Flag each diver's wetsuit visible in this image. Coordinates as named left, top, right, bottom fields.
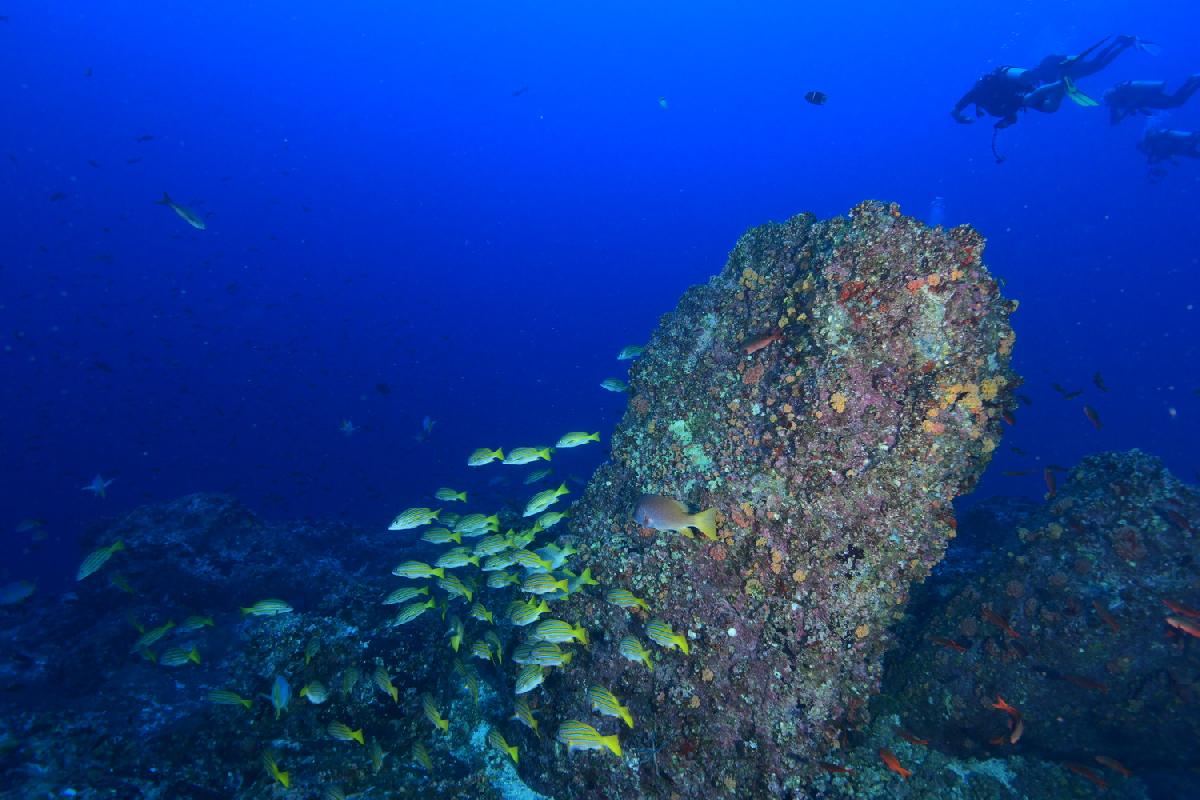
left=1105, top=77, right=1200, bottom=124
left=1024, top=35, right=1138, bottom=85
left=951, top=67, right=1038, bottom=129
left=1138, top=129, right=1200, bottom=164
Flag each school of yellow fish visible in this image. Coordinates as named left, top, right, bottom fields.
left=67, top=383, right=712, bottom=793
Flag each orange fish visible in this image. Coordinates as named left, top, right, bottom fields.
left=1162, top=599, right=1200, bottom=619
left=1092, top=600, right=1120, bottom=633
left=931, top=636, right=967, bottom=653
left=1165, top=616, right=1200, bottom=639
left=991, top=695, right=1020, bottom=720
left=1043, top=467, right=1057, bottom=499
left=897, top=730, right=928, bottom=747
left=1094, top=755, right=1132, bottom=778
left=1064, top=762, right=1109, bottom=790
left=1008, top=716, right=1024, bottom=745
left=982, top=607, right=1020, bottom=639
left=742, top=330, right=783, bottom=355
left=1083, top=405, right=1102, bottom=430
left=878, top=748, right=911, bottom=779
left=817, top=761, right=853, bottom=774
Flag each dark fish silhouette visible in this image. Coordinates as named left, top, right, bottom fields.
left=804, top=90, right=828, bottom=105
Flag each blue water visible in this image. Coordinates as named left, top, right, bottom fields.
left=2, top=2, right=1198, bottom=590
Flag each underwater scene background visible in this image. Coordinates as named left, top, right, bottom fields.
left=1, top=2, right=1198, bottom=799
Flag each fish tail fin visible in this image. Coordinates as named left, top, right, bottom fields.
left=432, top=567, right=445, bottom=579
left=389, top=687, right=398, bottom=703
left=450, top=532, right=462, bottom=543
left=676, top=635, right=690, bottom=655
left=603, top=734, right=622, bottom=757
left=239, top=697, right=252, bottom=709
left=188, top=648, right=200, bottom=664
left=507, top=744, right=519, bottom=763
left=620, top=707, right=634, bottom=728
left=458, top=491, right=468, bottom=502
left=431, top=509, right=441, bottom=519
left=156, top=192, right=172, bottom=205
left=577, top=626, right=589, bottom=646
left=588, top=432, right=600, bottom=441
left=240, top=607, right=252, bottom=615
left=494, top=448, right=504, bottom=459
left=691, top=508, right=717, bottom=540
left=110, top=539, right=125, bottom=552
left=352, top=729, right=364, bottom=744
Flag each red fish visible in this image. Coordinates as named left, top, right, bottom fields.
left=991, top=695, right=1020, bottom=720
left=742, top=331, right=783, bottom=355
left=1092, top=600, right=1120, bottom=633
left=1083, top=405, right=1102, bottom=429
left=931, top=636, right=967, bottom=653
left=982, top=607, right=1020, bottom=638
left=897, top=730, right=928, bottom=747
left=1165, top=616, right=1200, bottom=639
left=878, top=748, right=911, bottom=779
left=1064, top=762, right=1109, bottom=790
left=817, top=762, right=853, bottom=774
left=1162, top=599, right=1200, bottom=619
left=1094, top=755, right=1132, bottom=778
left=1043, top=467, right=1057, bottom=499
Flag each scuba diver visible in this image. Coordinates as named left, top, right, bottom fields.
left=1138, top=128, right=1200, bottom=164
left=950, top=35, right=1155, bottom=161
left=1104, top=76, right=1200, bottom=124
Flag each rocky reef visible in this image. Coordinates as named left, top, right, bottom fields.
left=868, top=450, right=1199, bottom=798
left=520, top=200, right=1019, bottom=798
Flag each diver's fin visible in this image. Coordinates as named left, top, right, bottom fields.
left=1063, top=77, right=1099, bottom=107
left=1134, top=38, right=1162, bottom=56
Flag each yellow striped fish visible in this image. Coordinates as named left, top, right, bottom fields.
left=467, top=447, right=504, bottom=466
left=435, top=487, right=468, bottom=503
left=393, top=597, right=436, bottom=625
left=437, top=574, right=473, bottom=602
left=421, top=693, right=449, bottom=734
left=503, top=447, right=552, bottom=464
left=392, top=560, right=445, bottom=580
left=412, top=740, right=433, bottom=771
left=469, top=602, right=494, bottom=624
left=421, top=527, right=461, bottom=545
left=515, top=664, right=546, bottom=694
left=373, top=665, right=398, bottom=702
left=529, top=640, right=573, bottom=667
left=532, top=618, right=588, bottom=645
left=556, top=720, right=622, bottom=757
left=508, top=599, right=551, bottom=626
left=388, top=507, right=441, bottom=530
left=383, top=585, right=430, bottom=605
left=521, top=573, right=569, bottom=595
left=511, top=697, right=539, bottom=736
left=488, top=729, right=519, bottom=764
left=327, top=721, right=365, bottom=745
left=588, top=685, right=634, bottom=728
left=618, top=635, right=654, bottom=671
left=76, top=540, right=125, bottom=581
left=647, top=618, right=690, bottom=654
left=206, top=689, right=251, bottom=709
left=240, top=598, right=293, bottom=616
left=262, top=751, right=289, bottom=788
left=606, top=588, right=649, bottom=612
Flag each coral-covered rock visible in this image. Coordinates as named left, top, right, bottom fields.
left=519, top=201, right=1019, bottom=798
left=877, top=451, right=1200, bottom=787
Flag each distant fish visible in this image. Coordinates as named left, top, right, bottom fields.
left=1083, top=405, right=1102, bottom=430
left=435, top=487, right=468, bottom=503
left=600, top=378, right=629, bottom=392
left=0, top=580, right=36, bottom=606
left=742, top=330, right=783, bottom=355
left=557, top=720, right=621, bottom=756
left=135, top=134, right=155, bottom=143
left=270, top=675, right=290, bottom=720
left=241, top=598, right=293, bottom=616
left=1092, top=372, right=1108, bottom=392
left=415, top=415, right=436, bottom=442
left=262, top=751, right=289, bottom=789
left=82, top=474, right=115, bottom=499
left=617, top=344, right=645, bottom=360
left=657, top=97, right=668, bottom=109
left=804, top=90, right=828, bottom=106
left=339, top=419, right=358, bottom=436
left=468, top=447, right=504, bottom=466
left=160, top=645, right=200, bottom=667
left=207, top=689, right=252, bottom=709
left=878, top=748, right=911, bottom=779
left=524, top=482, right=569, bottom=517
left=77, top=540, right=124, bottom=581
left=512, top=85, right=530, bottom=97
left=488, top=729, right=519, bottom=763
left=156, top=192, right=206, bottom=230
left=555, top=432, right=599, bottom=449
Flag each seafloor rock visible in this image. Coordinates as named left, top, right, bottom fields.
left=518, top=201, right=1019, bottom=799
left=874, top=450, right=1199, bottom=795
left=0, top=494, right=513, bottom=799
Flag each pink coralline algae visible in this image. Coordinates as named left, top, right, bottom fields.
left=521, top=201, right=1019, bottom=798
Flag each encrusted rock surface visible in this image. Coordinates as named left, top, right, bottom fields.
left=874, top=450, right=1199, bottom=797
left=520, top=201, right=1019, bottom=798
